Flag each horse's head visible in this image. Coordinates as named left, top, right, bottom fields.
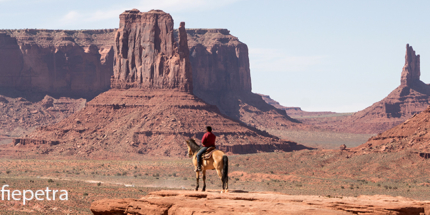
left=185, top=139, right=194, bottom=158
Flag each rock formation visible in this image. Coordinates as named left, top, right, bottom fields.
left=186, top=29, right=251, bottom=93
left=260, top=94, right=336, bottom=118
left=4, top=10, right=310, bottom=158
left=0, top=29, right=115, bottom=99
left=401, top=44, right=421, bottom=86
left=0, top=23, right=301, bottom=137
left=303, top=44, right=430, bottom=134
left=111, top=9, right=192, bottom=92
left=0, top=94, right=86, bottom=145
left=358, top=106, right=430, bottom=154
left=91, top=190, right=430, bottom=215
left=181, top=29, right=304, bottom=132
left=7, top=89, right=308, bottom=158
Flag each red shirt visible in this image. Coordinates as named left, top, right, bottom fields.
left=201, top=132, right=216, bottom=147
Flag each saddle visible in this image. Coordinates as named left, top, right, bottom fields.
left=202, top=146, right=216, bottom=160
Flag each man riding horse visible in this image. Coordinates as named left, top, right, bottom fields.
left=195, top=126, right=216, bottom=172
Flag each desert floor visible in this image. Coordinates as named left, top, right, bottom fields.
left=1, top=148, right=430, bottom=214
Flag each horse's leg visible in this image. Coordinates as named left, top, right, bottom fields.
left=195, top=171, right=199, bottom=191
left=202, top=170, right=206, bottom=192
left=215, top=168, right=224, bottom=193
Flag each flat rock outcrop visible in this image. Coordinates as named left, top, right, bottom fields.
left=91, top=190, right=430, bottom=215
left=0, top=29, right=116, bottom=99
left=111, top=9, right=192, bottom=92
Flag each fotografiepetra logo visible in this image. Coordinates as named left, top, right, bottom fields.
left=1, top=185, right=68, bottom=205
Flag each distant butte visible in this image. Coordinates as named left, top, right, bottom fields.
left=301, top=44, right=430, bottom=134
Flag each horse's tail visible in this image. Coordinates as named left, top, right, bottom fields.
left=222, top=155, right=228, bottom=190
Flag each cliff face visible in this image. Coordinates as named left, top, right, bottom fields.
left=185, top=29, right=251, bottom=93
left=111, top=9, right=192, bottom=92
left=0, top=29, right=116, bottom=99
left=180, top=29, right=302, bottom=132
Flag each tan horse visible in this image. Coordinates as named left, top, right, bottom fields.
left=185, top=139, right=228, bottom=193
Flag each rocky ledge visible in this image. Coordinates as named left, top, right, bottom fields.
left=91, top=190, right=430, bottom=215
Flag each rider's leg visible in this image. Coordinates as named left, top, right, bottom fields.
left=195, top=147, right=208, bottom=172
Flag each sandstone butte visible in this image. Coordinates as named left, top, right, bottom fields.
left=265, top=44, right=430, bottom=135
left=184, top=29, right=305, bottom=132
left=2, top=9, right=310, bottom=159
left=336, top=44, right=430, bottom=134
left=0, top=13, right=303, bottom=145
left=90, top=190, right=430, bottom=215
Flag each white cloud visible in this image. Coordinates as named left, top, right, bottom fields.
left=249, top=48, right=328, bottom=73
left=55, top=0, right=242, bottom=28
left=60, top=11, right=82, bottom=23
left=136, top=0, right=243, bottom=13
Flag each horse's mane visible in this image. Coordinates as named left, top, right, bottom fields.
left=186, top=139, right=201, bottom=154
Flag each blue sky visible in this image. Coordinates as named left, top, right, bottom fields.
left=1, top=0, right=430, bottom=112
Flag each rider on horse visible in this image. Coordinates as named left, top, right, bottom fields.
left=195, top=126, right=216, bottom=172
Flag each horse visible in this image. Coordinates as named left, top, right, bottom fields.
left=185, top=139, right=228, bottom=193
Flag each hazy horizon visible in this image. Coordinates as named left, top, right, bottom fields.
left=1, top=0, right=429, bottom=112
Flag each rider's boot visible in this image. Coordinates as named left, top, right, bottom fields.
left=195, top=159, right=202, bottom=172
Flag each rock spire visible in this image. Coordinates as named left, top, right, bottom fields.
left=401, top=44, right=420, bottom=86
left=111, top=9, right=193, bottom=92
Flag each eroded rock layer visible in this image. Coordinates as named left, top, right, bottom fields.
left=0, top=95, right=86, bottom=145
left=358, top=106, right=430, bottom=154
left=0, top=29, right=115, bottom=99
left=111, top=9, right=192, bottom=92
left=8, top=89, right=306, bottom=158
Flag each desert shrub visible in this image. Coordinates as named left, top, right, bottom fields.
left=97, top=182, right=101, bottom=186
left=83, top=193, right=88, bottom=196
left=48, top=179, right=54, bottom=183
